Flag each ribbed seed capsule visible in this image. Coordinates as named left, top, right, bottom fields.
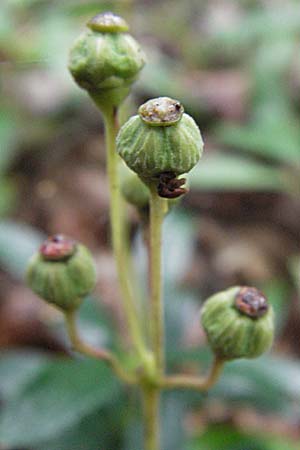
left=26, top=235, right=96, bottom=311
left=117, top=97, right=203, bottom=198
left=201, top=286, right=274, bottom=360
left=68, top=12, right=145, bottom=109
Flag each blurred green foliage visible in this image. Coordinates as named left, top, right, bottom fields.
left=0, top=0, right=300, bottom=449
left=188, top=424, right=299, bottom=450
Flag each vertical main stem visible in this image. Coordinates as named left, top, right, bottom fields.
left=143, top=387, right=160, bottom=450
left=102, top=107, right=147, bottom=362
left=149, top=185, right=167, bottom=375
left=143, top=185, right=167, bottom=450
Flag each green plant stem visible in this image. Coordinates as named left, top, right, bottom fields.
left=142, top=386, right=160, bottom=450
left=64, top=310, right=136, bottom=385
left=160, top=356, right=225, bottom=390
left=149, top=185, right=168, bottom=375
left=141, top=185, right=167, bottom=450
left=102, top=107, right=148, bottom=363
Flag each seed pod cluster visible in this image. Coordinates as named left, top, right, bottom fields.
left=26, top=235, right=96, bottom=311
left=201, top=286, right=274, bottom=360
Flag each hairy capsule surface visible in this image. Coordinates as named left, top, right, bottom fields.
left=201, top=286, right=274, bottom=360
left=117, top=97, right=204, bottom=196
left=69, top=12, right=145, bottom=109
left=26, top=235, right=96, bottom=311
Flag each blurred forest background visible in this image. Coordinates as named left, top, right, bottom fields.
left=1, top=0, right=300, bottom=449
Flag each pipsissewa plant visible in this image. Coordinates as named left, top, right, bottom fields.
left=26, top=12, right=275, bottom=450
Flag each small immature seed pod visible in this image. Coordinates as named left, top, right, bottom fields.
left=116, top=97, right=203, bottom=197
left=201, top=286, right=274, bottom=360
left=68, top=12, right=145, bottom=109
left=120, top=165, right=180, bottom=221
left=121, top=168, right=150, bottom=209
left=26, top=235, right=96, bottom=311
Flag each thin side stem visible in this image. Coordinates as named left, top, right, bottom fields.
left=64, top=310, right=136, bottom=384
left=161, top=356, right=225, bottom=391
left=142, top=386, right=160, bottom=450
left=149, top=185, right=168, bottom=375
left=102, top=107, right=148, bottom=363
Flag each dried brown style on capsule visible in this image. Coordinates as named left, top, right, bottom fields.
left=235, top=286, right=269, bottom=318
left=40, top=235, right=76, bottom=261
left=117, top=97, right=203, bottom=199
left=69, top=11, right=145, bottom=110
left=201, top=286, right=274, bottom=360
left=157, top=172, right=187, bottom=199
left=26, top=235, right=96, bottom=311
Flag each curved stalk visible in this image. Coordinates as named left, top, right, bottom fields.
left=64, top=310, right=136, bottom=385
left=102, top=107, right=148, bottom=363
left=160, top=357, right=225, bottom=391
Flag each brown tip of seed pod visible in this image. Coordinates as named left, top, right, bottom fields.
left=138, top=97, right=184, bottom=126
left=87, top=12, right=129, bottom=33
left=40, top=235, right=76, bottom=261
left=235, top=286, right=269, bottom=318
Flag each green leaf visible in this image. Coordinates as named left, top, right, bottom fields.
left=0, top=351, right=49, bottom=401
left=0, top=357, right=121, bottom=447
left=39, top=404, right=125, bottom=450
left=188, top=154, right=286, bottom=192
left=187, top=424, right=299, bottom=450
left=0, top=220, right=45, bottom=279
left=217, top=121, right=300, bottom=166
left=188, top=424, right=257, bottom=450
left=219, top=356, right=300, bottom=411
left=211, top=360, right=284, bottom=412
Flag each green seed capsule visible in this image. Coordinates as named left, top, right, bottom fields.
left=201, top=286, right=274, bottom=360
left=69, top=12, right=145, bottom=110
left=26, top=235, right=96, bottom=311
left=116, top=97, right=203, bottom=197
